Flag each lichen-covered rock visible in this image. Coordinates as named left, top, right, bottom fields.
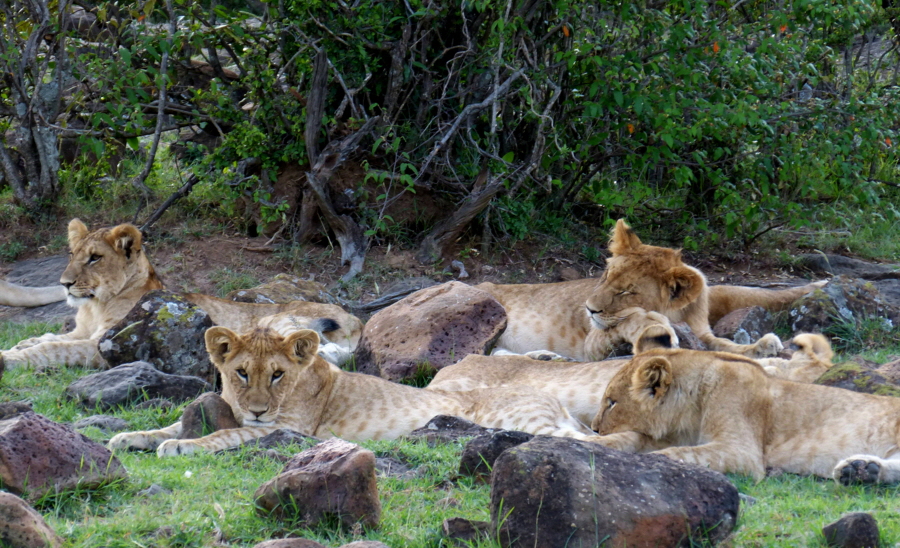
left=227, top=274, right=338, bottom=305
left=788, top=276, right=900, bottom=335
left=491, top=437, right=739, bottom=548
left=0, top=412, right=127, bottom=500
left=0, top=491, right=63, bottom=548
left=354, top=281, right=507, bottom=382
left=816, top=357, right=900, bottom=397
left=98, top=290, right=214, bottom=382
left=713, top=306, right=775, bottom=345
left=65, top=361, right=211, bottom=409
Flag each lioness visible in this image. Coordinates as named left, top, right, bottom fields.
left=479, top=219, right=823, bottom=359
left=591, top=347, right=899, bottom=485
left=0, top=219, right=362, bottom=369
left=108, top=327, right=598, bottom=456
left=431, top=331, right=831, bottom=425
left=0, top=280, right=66, bottom=307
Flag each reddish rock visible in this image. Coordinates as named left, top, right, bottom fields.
left=672, top=322, right=708, bottom=351
left=254, top=439, right=380, bottom=529
left=179, top=392, right=241, bottom=439
left=490, top=437, right=738, bottom=548
left=0, top=491, right=63, bottom=548
left=713, top=306, right=775, bottom=346
left=0, top=412, right=127, bottom=500
left=354, top=281, right=507, bottom=382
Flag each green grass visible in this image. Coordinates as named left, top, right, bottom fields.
left=208, top=268, right=261, bottom=298
left=5, top=322, right=900, bottom=547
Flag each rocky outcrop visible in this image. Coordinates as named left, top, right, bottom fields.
left=816, top=356, right=900, bottom=396
left=0, top=412, right=127, bottom=500
left=0, top=491, right=63, bottom=548
left=406, top=415, right=499, bottom=444
left=255, top=439, right=381, bottom=529
left=228, top=274, right=339, bottom=305
left=713, top=306, right=776, bottom=346
left=490, top=437, right=739, bottom=548
left=354, top=282, right=507, bottom=382
left=788, top=276, right=900, bottom=334
left=99, top=290, right=215, bottom=382
left=65, top=361, right=210, bottom=409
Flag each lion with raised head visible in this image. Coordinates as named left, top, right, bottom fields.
left=479, top=219, right=823, bottom=359
left=0, top=280, right=66, bottom=307
left=0, top=219, right=362, bottom=370
left=591, top=345, right=899, bottom=485
left=109, top=327, right=600, bottom=456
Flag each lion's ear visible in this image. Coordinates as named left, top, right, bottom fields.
left=630, top=356, right=673, bottom=404
left=205, top=326, right=240, bottom=366
left=107, top=224, right=143, bottom=260
left=664, top=266, right=704, bottom=309
left=284, top=329, right=320, bottom=362
left=68, top=219, right=89, bottom=248
left=633, top=324, right=677, bottom=354
left=608, top=219, right=643, bottom=255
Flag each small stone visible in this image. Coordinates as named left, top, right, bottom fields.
left=179, top=393, right=240, bottom=439
left=73, top=415, right=129, bottom=433
left=442, top=517, right=491, bottom=546
left=823, top=512, right=880, bottom=548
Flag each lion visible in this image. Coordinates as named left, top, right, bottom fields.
left=108, top=327, right=599, bottom=456
left=479, top=219, right=823, bottom=359
left=590, top=345, right=897, bottom=485
left=0, top=219, right=362, bottom=370
left=431, top=330, right=831, bottom=425
left=0, top=280, right=66, bottom=307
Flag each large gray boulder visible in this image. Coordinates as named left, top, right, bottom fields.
left=65, top=361, right=210, bottom=409
left=99, top=290, right=214, bottom=382
left=713, top=306, right=776, bottom=346
left=788, top=276, right=900, bottom=334
left=491, top=437, right=739, bottom=548
left=0, top=412, right=127, bottom=500
left=354, top=281, right=507, bottom=382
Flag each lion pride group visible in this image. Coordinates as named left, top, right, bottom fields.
left=1, top=218, right=898, bottom=487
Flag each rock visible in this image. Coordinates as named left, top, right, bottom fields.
left=228, top=274, right=338, bottom=305
left=354, top=282, right=507, bottom=382
left=138, top=484, right=171, bottom=497
left=133, top=398, right=176, bottom=411
left=672, top=322, right=708, bottom=351
left=0, top=412, right=127, bottom=500
left=713, top=306, right=776, bottom=345
left=406, top=415, right=499, bottom=444
left=442, top=518, right=491, bottom=546
left=822, top=512, right=880, bottom=548
left=490, top=437, right=739, bottom=548
left=73, top=415, right=128, bottom=433
left=798, top=253, right=899, bottom=279
left=254, top=438, right=381, bottom=529
left=65, top=361, right=210, bottom=410
left=788, top=276, right=900, bottom=334
left=0, top=402, right=33, bottom=421
left=816, top=358, right=900, bottom=397
left=242, top=429, right=318, bottom=451
left=179, top=392, right=241, bottom=439
left=874, top=357, right=900, bottom=384
left=0, top=255, right=73, bottom=326
left=0, top=491, right=63, bottom=548
left=250, top=540, right=328, bottom=548
left=340, top=542, right=392, bottom=548
left=375, top=457, right=417, bottom=479
left=99, top=290, right=215, bottom=382
left=458, top=430, right=534, bottom=482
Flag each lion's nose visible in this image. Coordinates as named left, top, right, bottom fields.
left=62, top=281, right=74, bottom=290
left=586, top=305, right=601, bottom=315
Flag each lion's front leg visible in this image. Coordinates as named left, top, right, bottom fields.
left=109, top=422, right=184, bottom=451
left=1, top=339, right=107, bottom=369
left=156, top=426, right=281, bottom=457
left=654, top=443, right=766, bottom=480
left=587, top=431, right=658, bottom=453
left=833, top=455, right=900, bottom=485
left=9, top=332, right=70, bottom=351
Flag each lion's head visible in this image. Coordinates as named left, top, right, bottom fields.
left=60, top=218, right=161, bottom=307
left=584, top=220, right=705, bottom=330
left=590, top=350, right=676, bottom=436
left=205, top=326, right=331, bottom=430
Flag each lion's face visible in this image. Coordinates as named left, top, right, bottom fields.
left=591, top=352, right=674, bottom=435
left=60, top=219, right=146, bottom=306
left=205, top=327, right=322, bottom=426
left=584, top=220, right=704, bottom=328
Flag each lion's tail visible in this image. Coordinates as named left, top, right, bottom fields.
left=707, top=280, right=826, bottom=325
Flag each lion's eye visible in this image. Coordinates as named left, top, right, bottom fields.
left=616, top=290, right=631, bottom=297
left=88, top=254, right=102, bottom=265
left=272, top=370, right=284, bottom=382
left=236, top=369, right=248, bottom=380
left=607, top=398, right=617, bottom=410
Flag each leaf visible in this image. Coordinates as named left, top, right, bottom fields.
left=502, top=152, right=515, bottom=163
left=660, top=134, right=674, bottom=148
left=143, top=0, right=157, bottom=19
left=614, top=91, right=624, bottom=107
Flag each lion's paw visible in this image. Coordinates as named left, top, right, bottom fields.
left=108, top=432, right=159, bottom=452
left=833, top=455, right=883, bottom=485
left=524, top=350, right=576, bottom=362
left=754, top=333, right=784, bottom=357
left=157, top=439, right=202, bottom=457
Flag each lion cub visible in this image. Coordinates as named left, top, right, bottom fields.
left=109, top=327, right=599, bottom=457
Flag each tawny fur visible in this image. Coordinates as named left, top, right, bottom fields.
left=0, top=219, right=362, bottom=370
left=478, top=220, right=821, bottom=360
left=590, top=344, right=900, bottom=485
left=756, top=333, right=833, bottom=383
left=108, top=327, right=598, bottom=456
left=0, top=280, right=66, bottom=307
